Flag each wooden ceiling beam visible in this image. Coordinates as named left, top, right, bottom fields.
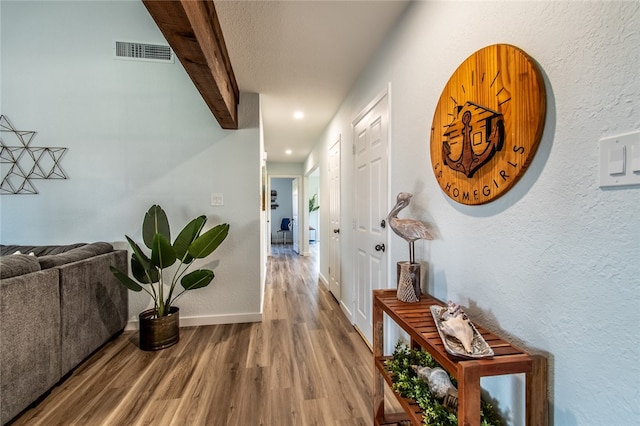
left=142, top=0, right=239, bottom=129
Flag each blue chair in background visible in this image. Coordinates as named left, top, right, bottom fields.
left=278, top=218, right=291, bottom=244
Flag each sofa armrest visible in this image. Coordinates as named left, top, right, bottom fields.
left=0, top=269, right=61, bottom=425
left=58, top=250, right=128, bottom=376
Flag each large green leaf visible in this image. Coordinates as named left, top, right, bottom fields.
left=181, top=269, right=214, bottom=291
left=110, top=265, right=143, bottom=292
left=127, top=236, right=151, bottom=271
left=131, top=255, right=159, bottom=284
left=143, top=205, right=170, bottom=250
left=174, top=215, right=206, bottom=264
left=151, top=233, right=176, bottom=269
left=188, top=223, right=230, bottom=259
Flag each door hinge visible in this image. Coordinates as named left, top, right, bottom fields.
left=352, top=144, right=356, bottom=155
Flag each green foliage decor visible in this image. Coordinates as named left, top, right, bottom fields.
left=110, top=205, right=229, bottom=318
left=385, top=342, right=502, bottom=426
left=309, top=193, right=319, bottom=213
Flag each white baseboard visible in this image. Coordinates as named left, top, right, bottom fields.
left=318, top=272, right=329, bottom=288
left=340, top=300, right=352, bottom=321
left=125, top=312, right=262, bottom=331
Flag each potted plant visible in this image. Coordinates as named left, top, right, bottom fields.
left=309, top=193, right=319, bottom=213
left=110, top=205, right=229, bottom=350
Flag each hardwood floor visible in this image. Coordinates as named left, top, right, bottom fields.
left=11, top=243, right=400, bottom=425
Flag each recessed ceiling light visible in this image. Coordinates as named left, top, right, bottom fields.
left=293, top=111, right=304, bottom=120
left=285, top=149, right=292, bottom=155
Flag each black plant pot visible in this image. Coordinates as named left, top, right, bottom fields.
left=138, top=306, right=180, bottom=351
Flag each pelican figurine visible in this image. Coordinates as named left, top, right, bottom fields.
left=387, top=192, right=433, bottom=263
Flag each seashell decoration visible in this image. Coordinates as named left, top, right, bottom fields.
left=438, top=301, right=475, bottom=354
left=439, top=315, right=474, bottom=354
left=411, top=365, right=456, bottom=399
left=440, top=300, right=466, bottom=321
left=430, top=303, right=494, bottom=358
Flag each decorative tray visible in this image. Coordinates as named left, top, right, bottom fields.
left=430, top=305, right=494, bottom=359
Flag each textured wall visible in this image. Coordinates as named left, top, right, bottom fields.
left=308, top=1, right=639, bottom=424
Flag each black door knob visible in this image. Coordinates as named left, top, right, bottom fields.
left=375, top=243, right=385, bottom=252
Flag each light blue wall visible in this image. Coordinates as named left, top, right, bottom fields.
left=307, top=1, right=639, bottom=424
left=270, top=178, right=293, bottom=241
left=0, top=1, right=262, bottom=323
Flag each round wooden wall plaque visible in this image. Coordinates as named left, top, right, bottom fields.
left=430, top=44, right=546, bottom=205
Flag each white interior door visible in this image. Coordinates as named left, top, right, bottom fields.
left=266, top=177, right=272, bottom=256
left=329, top=139, right=341, bottom=300
left=292, top=178, right=299, bottom=254
left=353, top=92, right=389, bottom=345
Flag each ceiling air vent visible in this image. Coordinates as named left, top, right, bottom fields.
left=114, top=41, right=174, bottom=63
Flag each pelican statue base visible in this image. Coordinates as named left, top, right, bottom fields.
left=397, top=261, right=420, bottom=303
left=387, top=192, right=433, bottom=303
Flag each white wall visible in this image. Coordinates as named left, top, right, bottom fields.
left=267, top=161, right=304, bottom=176
left=1, top=1, right=263, bottom=325
left=306, top=1, right=639, bottom=424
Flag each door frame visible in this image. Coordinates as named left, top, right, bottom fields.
left=350, top=85, right=391, bottom=345
left=268, top=174, right=304, bottom=255
left=328, top=137, right=341, bottom=302
left=305, top=165, right=321, bottom=259
left=292, top=177, right=300, bottom=254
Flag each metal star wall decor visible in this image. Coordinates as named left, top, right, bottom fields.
left=0, top=115, right=68, bottom=194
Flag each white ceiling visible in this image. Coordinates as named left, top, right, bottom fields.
left=215, top=0, right=410, bottom=163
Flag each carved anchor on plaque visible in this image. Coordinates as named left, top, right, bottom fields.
left=442, top=101, right=505, bottom=178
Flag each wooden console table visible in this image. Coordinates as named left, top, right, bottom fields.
left=373, top=289, right=547, bottom=426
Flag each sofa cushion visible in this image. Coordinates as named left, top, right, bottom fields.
left=38, top=242, right=113, bottom=270
left=0, top=254, right=41, bottom=279
left=0, top=268, right=61, bottom=425
left=0, top=243, right=87, bottom=257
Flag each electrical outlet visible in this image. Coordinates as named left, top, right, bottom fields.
left=211, top=193, right=224, bottom=206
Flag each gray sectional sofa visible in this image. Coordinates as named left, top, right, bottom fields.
left=0, top=242, right=128, bottom=425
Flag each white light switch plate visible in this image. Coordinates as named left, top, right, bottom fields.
left=211, top=193, right=224, bottom=206
left=599, top=131, right=640, bottom=188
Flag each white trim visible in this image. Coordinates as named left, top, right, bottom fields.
left=340, top=300, right=352, bottom=320
left=350, top=84, right=391, bottom=344
left=352, top=84, right=393, bottom=291
left=351, top=84, right=391, bottom=126
left=385, top=82, right=393, bottom=289
left=125, top=312, right=262, bottom=331
left=318, top=272, right=329, bottom=289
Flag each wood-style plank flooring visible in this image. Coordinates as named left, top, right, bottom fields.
left=11, top=243, right=401, bottom=425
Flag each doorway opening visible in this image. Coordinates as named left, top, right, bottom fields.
left=270, top=177, right=295, bottom=247
left=307, top=166, right=320, bottom=252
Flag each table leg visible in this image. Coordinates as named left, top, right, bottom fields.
left=373, top=300, right=385, bottom=422
left=526, top=355, right=548, bottom=426
left=458, top=362, right=481, bottom=426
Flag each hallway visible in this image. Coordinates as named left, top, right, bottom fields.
left=12, top=246, right=399, bottom=425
